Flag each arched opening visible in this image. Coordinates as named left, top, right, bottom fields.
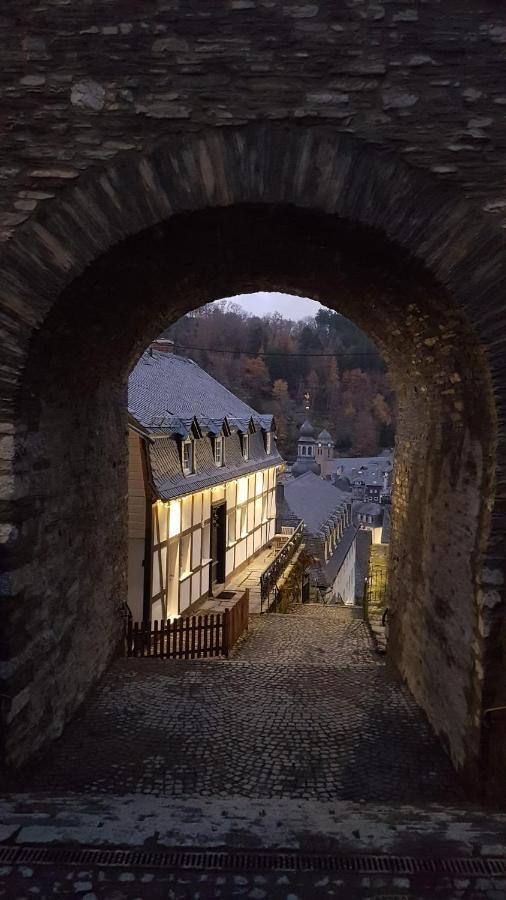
left=7, top=201, right=495, bottom=788
left=1, top=123, right=505, bottom=798
left=127, top=293, right=395, bottom=623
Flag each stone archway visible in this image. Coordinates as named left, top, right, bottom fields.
left=1, top=126, right=504, bottom=794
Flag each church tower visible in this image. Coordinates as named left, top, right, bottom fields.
left=316, top=428, right=335, bottom=478
left=292, top=420, right=321, bottom=477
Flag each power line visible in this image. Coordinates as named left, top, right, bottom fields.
left=173, top=342, right=383, bottom=360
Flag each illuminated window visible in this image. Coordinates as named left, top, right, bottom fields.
left=214, top=436, right=223, bottom=467
left=237, top=476, right=248, bottom=505
left=169, top=500, right=181, bottom=537
left=240, top=506, right=247, bottom=537
left=241, top=433, right=249, bottom=460
left=227, top=510, right=236, bottom=544
left=182, top=439, right=193, bottom=475
left=180, top=532, right=191, bottom=578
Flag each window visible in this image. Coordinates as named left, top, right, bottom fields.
left=301, top=445, right=306, bottom=456
left=214, top=436, right=223, bottom=466
left=182, top=439, right=193, bottom=475
left=237, top=476, right=248, bottom=505
left=240, top=505, right=247, bottom=537
left=180, top=532, right=191, bottom=578
left=265, top=432, right=272, bottom=455
left=227, top=509, right=236, bottom=545
left=241, top=433, right=249, bottom=460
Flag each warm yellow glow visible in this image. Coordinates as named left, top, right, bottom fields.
left=255, top=471, right=264, bottom=496
left=182, top=495, right=192, bottom=531
left=212, top=484, right=225, bottom=501
left=193, top=491, right=202, bottom=525
left=237, top=476, right=248, bottom=505
left=169, top=500, right=181, bottom=536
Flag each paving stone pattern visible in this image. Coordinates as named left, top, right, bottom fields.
left=0, top=863, right=503, bottom=900
left=14, top=607, right=462, bottom=804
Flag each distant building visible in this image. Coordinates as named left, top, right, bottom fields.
left=277, top=472, right=357, bottom=605
left=315, top=428, right=335, bottom=477
left=353, top=501, right=384, bottom=544
left=127, top=349, right=284, bottom=622
left=291, top=420, right=321, bottom=477
left=330, top=456, right=394, bottom=504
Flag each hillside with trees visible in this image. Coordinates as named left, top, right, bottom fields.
left=162, top=302, right=396, bottom=460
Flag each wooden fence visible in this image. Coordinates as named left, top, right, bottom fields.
left=125, top=589, right=249, bottom=659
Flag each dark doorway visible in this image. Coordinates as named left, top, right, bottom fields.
left=210, top=502, right=226, bottom=588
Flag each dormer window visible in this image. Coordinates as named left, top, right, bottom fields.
left=241, top=433, right=249, bottom=460
left=182, top=439, right=194, bottom=475
left=214, top=436, right=223, bottom=467
left=265, top=432, right=272, bottom=455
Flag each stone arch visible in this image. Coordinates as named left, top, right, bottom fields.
left=1, top=125, right=504, bottom=793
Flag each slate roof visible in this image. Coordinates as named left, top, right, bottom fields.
left=149, top=429, right=280, bottom=501
left=353, top=501, right=383, bottom=518
left=128, top=350, right=282, bottom=500
left=279, top=472, right=356, bottom=588
left=327, top=453, right=394, bottom=485
left=129, top=350, right=271, bottom=426
left=281, top=471, right=350, bottom=535
left=321, top=524, right=359, bottom=587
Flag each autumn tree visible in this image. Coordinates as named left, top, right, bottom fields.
left=240, top=356, right=271, bottom=408
left=351, top=410, right=378, bottom=456
left=162, top=301, right=395, bottom=459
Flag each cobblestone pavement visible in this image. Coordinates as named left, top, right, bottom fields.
left=1, top=862, right=504, bottom=899
left=13, top=607, right=462, bottom=804
left=231, top=608, right=378, bottom=665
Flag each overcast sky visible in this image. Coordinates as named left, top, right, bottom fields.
left=223, top=291, right=323, bottom=321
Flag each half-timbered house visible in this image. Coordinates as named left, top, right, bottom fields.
left=127, top=347, right=284, bottom=621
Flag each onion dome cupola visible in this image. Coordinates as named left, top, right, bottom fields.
left=292, top=419, right=321, bottom=477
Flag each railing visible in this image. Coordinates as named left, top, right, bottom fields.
left=125, top=589, right=249, bottom=659
left=260, top=520, right=304, bottom=611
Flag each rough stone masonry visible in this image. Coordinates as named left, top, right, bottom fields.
left=0, top=0, right=506, bottom=798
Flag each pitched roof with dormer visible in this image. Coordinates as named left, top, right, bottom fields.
left=128, top=350, right=282, bottom=499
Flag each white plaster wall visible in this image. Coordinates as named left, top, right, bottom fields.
left=332, top=539, right=356, bottom=605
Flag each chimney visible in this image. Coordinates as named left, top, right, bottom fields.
left=150, top=338, right=174, bottom=354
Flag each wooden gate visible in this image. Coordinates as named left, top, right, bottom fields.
left=125, top=589, right=249, bottom=659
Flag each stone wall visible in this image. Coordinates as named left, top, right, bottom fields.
left=0, top=2, right=505, bottom=793
left=1, top=0, right=506, bottom=241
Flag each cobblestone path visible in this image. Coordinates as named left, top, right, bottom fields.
left=14, top=607, right=462, bottom=804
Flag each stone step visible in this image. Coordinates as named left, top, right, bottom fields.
left=1, top=794, right=505, bottom=858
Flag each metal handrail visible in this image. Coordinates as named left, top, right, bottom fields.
left=260, top=520, right=304, bottom=609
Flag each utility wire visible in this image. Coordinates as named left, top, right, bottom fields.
left=172, top=343, right=383, bottom=360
